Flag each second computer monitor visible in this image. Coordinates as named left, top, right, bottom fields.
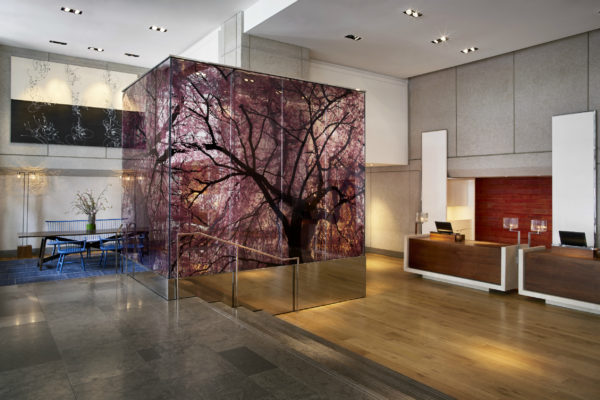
left=559, top=231, right=587, bottom=247
left=435, top=221, right=453, bottom=235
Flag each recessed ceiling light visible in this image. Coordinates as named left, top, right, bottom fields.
left=149, top=25, right=168, bottom=33
left=344, top=34, right=362, bottom=41
left=461, top=47, right=478, bottom=54
left=431, top=35, right=449, bottom=44
left=125, top=53, right=140, bottom=57
left=60, top=6, right=82, bottom=15
left=49, top=40, right=67, bottom=45
left=88, top=46, right=104, bottom=52
left=404, top=8, right=422, bottom=18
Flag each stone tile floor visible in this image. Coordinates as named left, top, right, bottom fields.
left=0, top=274, right=384, bottom=400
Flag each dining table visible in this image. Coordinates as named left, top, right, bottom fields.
left=18, top=228, right=129, bottom=270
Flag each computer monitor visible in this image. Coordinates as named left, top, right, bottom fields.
left=559, top=231, right=587, bottom=247
left=435, top=221, right=453, bottom=235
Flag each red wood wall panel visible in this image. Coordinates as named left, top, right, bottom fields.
left=475, top=177, right=552, bottom=248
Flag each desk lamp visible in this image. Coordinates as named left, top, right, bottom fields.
left=503, top=217, right=520, bottom=245
left=415, top=212, right=428, bottom=234
left=528, top=219, right=547, bottom=247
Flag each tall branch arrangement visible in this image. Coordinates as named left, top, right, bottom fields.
left=72, top=186, right=111, bottom=217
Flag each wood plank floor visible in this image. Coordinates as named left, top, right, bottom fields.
left=278, top=254, right=600, bottom=400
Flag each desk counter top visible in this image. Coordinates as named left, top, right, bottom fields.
left=536, top=246, right=598, bottom=260
left=414, top=236, right=507, bottom=248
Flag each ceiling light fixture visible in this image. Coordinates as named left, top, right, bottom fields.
left=461, top=47, right=478, bottom=54
left=431, top=35, right=449, bottom=44
left=60, top=6, right=82, bottom=15
left=88, top=46, right=104, bottom=52
left=344, top=34, right=362, bottom=41
left=125, top=53, right=140, bottom=57
left=49, top=40, right=67, bottom=45
left=403, top=8, right=422, bottom=18
left=149, top=25, right=168, bottom=33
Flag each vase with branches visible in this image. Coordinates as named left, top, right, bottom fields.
left=71, top=186, right=111, bottom=232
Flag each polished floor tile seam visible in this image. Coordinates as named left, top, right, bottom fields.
left=207, top=303, right=408, bottom=400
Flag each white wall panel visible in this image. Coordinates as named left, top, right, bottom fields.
left=11, top=57, right=136, bottom=109
left=422, top=130, right=447, bottom=233
left=179, top=27, right=220, bottom=63
left=552, top=111, right=596, bottom=246
left=309, top=60, right=408, bottom=165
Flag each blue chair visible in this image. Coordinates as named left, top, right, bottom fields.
left=99, top=237, right=123, bottom=268
left=124, top=233, right=145, bottom=262
left=56, top=240, right=87, bottom=273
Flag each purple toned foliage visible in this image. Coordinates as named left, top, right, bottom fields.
left=122, top=58, right=365, bottom=278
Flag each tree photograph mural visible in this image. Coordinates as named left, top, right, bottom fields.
left=122, top=57, right=365, bottom=279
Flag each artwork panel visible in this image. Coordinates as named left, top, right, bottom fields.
left=11, top=99, right=123, bottom=146
left=123, top=57, right=365, bottom=279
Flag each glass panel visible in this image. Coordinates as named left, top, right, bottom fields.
left=280, top=81, right=366, bottom=310
left=175, top=233, right=234, bottom=305
left=122, top=58, right=173, bottom=299
left=168, top=59, right=236, bottom=300
left=297, top=256, right=366, bottom=310
left=230, top=70, right=293, bottom=313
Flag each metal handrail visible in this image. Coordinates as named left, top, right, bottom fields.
left=176, top=231, right=300, bottom=310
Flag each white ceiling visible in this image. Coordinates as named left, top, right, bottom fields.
left=1, top=0, right=599, bottom=78
left=248, top=0, right=600, bottom=78
left=0, top=0, right=257, bottom=68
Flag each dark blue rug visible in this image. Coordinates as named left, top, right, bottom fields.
left=0, top=254, right=148, bottom=286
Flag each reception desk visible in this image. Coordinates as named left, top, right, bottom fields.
left=519, top=246, right=600, bottom=314
left=404, top=234, right=520, bottom=291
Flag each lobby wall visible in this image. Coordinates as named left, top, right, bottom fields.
left=369, top=29, right=600, bottom=255
left=475, top=177, right=552, bottom=248
left=0, top=45, right=146, bottom=252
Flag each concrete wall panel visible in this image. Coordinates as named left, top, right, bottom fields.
left=457, top=54, right=514, bottom=156
left=409, top=68, right=456, bottom=160
left=514, top=34, right=588, bottom=152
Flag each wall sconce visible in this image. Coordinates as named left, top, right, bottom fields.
left=120, top=172, right=143, bottom=182
left=503, top=217, right=520, bottom=245
left=528, top=219, right=547, bottom=246
left=415, top=211, right=428, bottom=234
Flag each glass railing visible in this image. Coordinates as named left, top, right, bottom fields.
left=175, top=232, right=299, bottom=314
left=123, top=223, right=176, bottom=300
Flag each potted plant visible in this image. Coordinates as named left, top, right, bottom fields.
left=72, top=186, right=111, bottom=232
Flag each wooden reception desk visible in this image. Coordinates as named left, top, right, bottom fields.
left=519, top=246, right=600, bottom=314
left=404, top=234, right=520, bottom=292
